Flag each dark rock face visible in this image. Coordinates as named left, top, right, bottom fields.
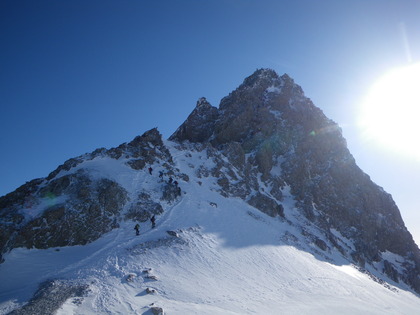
left=150, top=306, right=164, bottom=315
left=4, top=170, right=128, bottom=258
left=9, top=280, right=89, bottom=315
left=170, top=68, right=420, bottom=294
left=1, top=68, right=419, bottom=295
left=161, top=183, right=182, bottom=202
left=248, top=192, right=284, bottom=217
left=0, top=128, right=172, bottom=262
left=124, top=127, right=173, bottom=168
left=125, top=192, right=164, bottom=222
left=170, top=97, right=219, bottom=143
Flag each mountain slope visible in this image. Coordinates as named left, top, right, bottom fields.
left=0, top=68, right=419, bottom=314
left=171, top=68, right=420, bottom=292
left=1, top=140, right=419, bottom=314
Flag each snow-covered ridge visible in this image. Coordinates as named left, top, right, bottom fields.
left=1, top=69, right=419, bottom=313
left=1, top=139, right=419, bottom=314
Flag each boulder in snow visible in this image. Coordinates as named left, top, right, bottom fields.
left=150, top=306, right=164, bottom=315
left=166, top=230, right=179, bottom=237
left=146, top=287, right=157, bottom=294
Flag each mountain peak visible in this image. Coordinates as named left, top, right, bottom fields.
left=169, top=97, right=219, bottom=143
left=280, top=72, right=293, bottom=82
left=196, top=97, right=211, bottom=108
left=180, top=69, right=316, bottom=145
left=128, top=127, right=162, bottom=147
left=241, top=69, right=296, bottom=90
left=1, top=69, right=420, bottom=313
left=239, top=68, right=280, bottom=90
left=246, top=67, right=279, bottom=80
left=169, top=70, right=328, bottom=147
left=169, top=69, right=420, bottom=295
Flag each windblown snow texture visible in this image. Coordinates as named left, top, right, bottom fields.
left=0, top=69, right=419, bottom=314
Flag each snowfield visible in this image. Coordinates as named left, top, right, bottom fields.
left=0, top=141, right=419, bottom=314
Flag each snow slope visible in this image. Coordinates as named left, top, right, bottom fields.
left=0, top=141, right=419, bottom=314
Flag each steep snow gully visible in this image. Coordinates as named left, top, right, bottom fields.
left=1, top=140, right=419, bottom=314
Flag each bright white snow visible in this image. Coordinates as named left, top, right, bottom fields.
left=0, top=141, right=419, bottom=314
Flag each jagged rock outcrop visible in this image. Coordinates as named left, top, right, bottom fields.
left=170, top=97, right=219, bottom=143
left=170, top=68, right=420, bottom=293
left=8, top=280, right=89, bottom=315
left=0, top=128, right=175, bottom=262
left=0, top=68, right=419, bottom=295
left=150, top=306, right=164, bottom=315
left=161, top=183, right=182, bottom=202
left=12, top=173, right=128, bottom=250
left=125, top=191, right=163, bottom=222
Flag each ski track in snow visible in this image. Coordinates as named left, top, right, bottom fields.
left=1, top=141, right=420, bottom=314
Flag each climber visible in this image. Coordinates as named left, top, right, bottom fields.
left=148, top=167, right=153, bottom=175
left=134, top=223, right=140, bottom=236
left=151, top=215, right=156, bottom=229
left=174, top=180, right=178, bottom=186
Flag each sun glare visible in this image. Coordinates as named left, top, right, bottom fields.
left=359, top=63, right=420, bottom=160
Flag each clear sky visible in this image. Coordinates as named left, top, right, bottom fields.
left=1, top=0, right=420, bottom=244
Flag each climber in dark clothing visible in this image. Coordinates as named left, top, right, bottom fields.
left=148, top=167, right=153, bottom=175
left=151, top=215, right=156, bottom=229
left=134, top=223, right=140, bottom=236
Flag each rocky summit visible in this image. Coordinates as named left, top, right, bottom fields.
left=0, top=68, right=419, bottom=313
left=171, top=69, right=420, bottom=291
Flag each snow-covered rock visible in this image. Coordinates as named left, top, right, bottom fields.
left=0, top=69, right=419, bottom=314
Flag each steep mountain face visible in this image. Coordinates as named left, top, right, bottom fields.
left=170, top=68, right=420, bottom=293
left=0, top=68, right=419, bottom=307
left=0, top=128, right=187, bottom=263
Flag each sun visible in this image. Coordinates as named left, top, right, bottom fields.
left=358, top=63, right=420, bottom=160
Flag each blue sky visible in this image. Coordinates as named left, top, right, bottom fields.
left=1, top=0, right=420, bottom=243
